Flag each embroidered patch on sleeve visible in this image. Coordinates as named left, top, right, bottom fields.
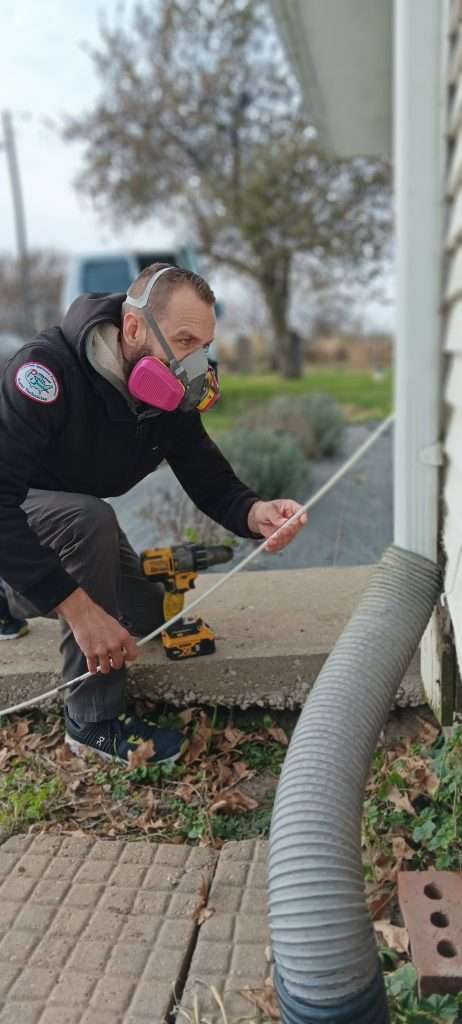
left=15, top=362, right=60, bottom=404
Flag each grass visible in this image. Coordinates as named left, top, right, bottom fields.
left=0, top=764, right=64, bottom=831
left=207, top=369, right=393, bottom=433
left=0, top=705, right=292, bottom=845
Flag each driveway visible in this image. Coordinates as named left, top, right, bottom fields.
left=108, top=421, right=394, bottom=570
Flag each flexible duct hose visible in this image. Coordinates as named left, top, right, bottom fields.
left=268, top=545, right=440, bottom=1023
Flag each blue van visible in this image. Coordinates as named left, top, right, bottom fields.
left=60, top=247, right=200, bottom=314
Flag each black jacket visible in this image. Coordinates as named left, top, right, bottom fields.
left=0, top=293, right=260, bottom=614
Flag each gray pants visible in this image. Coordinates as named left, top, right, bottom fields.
left=6, top=490, right=164, bottom=723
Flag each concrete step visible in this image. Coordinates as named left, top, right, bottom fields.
left=0, top=567, right=424, bottom=712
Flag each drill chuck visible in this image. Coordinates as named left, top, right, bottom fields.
left=171, top=544, right=233, bottom=573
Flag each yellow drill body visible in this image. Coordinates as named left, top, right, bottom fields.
left=140, top=543, right=233, bottom=659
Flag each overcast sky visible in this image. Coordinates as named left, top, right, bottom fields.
left=1, top=1, right=393, bottom=331
left=1, top=0, right=173, bottom=256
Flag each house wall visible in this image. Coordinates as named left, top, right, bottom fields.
left=443, top=0, right=462, bottom=680
left=269, top=0, right=392, bottom=158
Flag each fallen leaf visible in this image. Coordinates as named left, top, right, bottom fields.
left=241, top=980, right=280, bottom=1020
left=222, top=726, right=246, bottom=748
left=266, top=726, right=288, bottom=747
left=372, top=851, right=397, bottom=883
left=176, top=782, right=196, bottom=802
left=184, top=712, right=212, bottom=764
left=179, top=708, right=196, bottom=725
left=133, top=787, right=162, bottom=832
left=127, top=739, right=155, bottom=769
left=367, top=889, right=394, bottom=920
left=416, top=716, right=440, bottom=746
left=41, top=718, right=64, bottom=749
left=24, top=733, right=43, bottom=751
left=374, top=920, right=410, bottom=954
left=232, top=760, right=252, bottom=780
left=209, top=789, right=258, bottom=814
left=0, top=747, right=11, bottom=769
left=416, top=770, right=439, bottom=797
left=55, top=743, right=73, bottom=764
left=196, top=906, right=214, bottom=925
left=192, top=872, right=213, bottom=923
left=387, top=787, right=416, bottom=817
left=184, top=737, right=208, bottom=765
left=392, top=836, right=415, bottom=868
left=14, top=716, right=29, bottom=741
left=213, top=761, right=234, bottom=788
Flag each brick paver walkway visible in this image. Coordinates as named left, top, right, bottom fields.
left=180, top=839, right=270, bottom=1021
left=0, top=834, right=270, bottom=1024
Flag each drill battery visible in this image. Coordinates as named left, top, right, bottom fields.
left=161, top=617, right=215, bottom=660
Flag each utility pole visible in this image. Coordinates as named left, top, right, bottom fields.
left=1, top=110, right=34, bottom=336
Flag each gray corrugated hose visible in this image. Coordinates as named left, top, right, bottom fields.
left=268, top=545, right=441, bottom=1024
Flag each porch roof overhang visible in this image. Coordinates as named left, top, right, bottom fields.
left=269, top=0, right=393, bottom=159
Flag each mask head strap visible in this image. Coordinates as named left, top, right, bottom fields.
left=124, top=266, right=185, bottom=377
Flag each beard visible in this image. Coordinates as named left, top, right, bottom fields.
left=122, top=345, right=155, bottom=381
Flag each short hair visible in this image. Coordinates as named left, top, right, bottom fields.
left=123, top=262, right=215, bottom=320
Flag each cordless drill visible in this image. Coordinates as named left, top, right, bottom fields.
left=140, top=543, right=233, bottom=659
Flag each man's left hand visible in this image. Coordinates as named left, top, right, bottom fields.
left=247, top=499, right=308, bottom=553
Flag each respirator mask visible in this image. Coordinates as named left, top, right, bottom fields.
left=124, top=266, right=219, bottom=414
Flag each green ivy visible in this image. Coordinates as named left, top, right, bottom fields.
left=385, top=963, right=462, bottom=1023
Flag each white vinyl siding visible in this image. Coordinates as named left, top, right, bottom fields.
left=444, top=0, right=462, bottom=677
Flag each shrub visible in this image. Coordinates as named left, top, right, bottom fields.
left=243, top=393, right=345, bottom=458
left=137, top=485, right=235, bottom=546
left=300, top=393, right=345, bottom=456
left=219, top=427, right=310, bottom=500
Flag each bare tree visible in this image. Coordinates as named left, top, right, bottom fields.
left=63, top=0, right=391, bottom=377
left=0, top=250, right=65, bottom=338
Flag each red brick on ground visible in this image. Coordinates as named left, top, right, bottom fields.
left=398, top=870, right=462, bottom=996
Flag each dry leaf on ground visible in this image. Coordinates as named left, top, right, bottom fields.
left=266, top=725, right=289, bottom=746
left=387, top=787, right=416, bottom=817
left=55, top=743, right=73, bottom=764
left=0, top=747, right=11, bottom=770
left=372, top=851, right=398, bottom=884
left=374, top=919, right=410, bottom=954
left=416, top=716, right=440, bottom=746
left=176, top=782, right=196, bottom=802
left=241, top=979, right=280, bottom=1020
left=392, top=836, right=415, bottom=868
left=209, top=789, right=258, bottom=815
left=232, top=760, right=252, bottom=780
left=192, top=872, right=214, bottom=924
left=179, top=708, right=196, bottom=725
left=216, top=725, right=247, bottom=752
left=14, top=720, right=29, bottom=740
left=127, top=739, right=155, bottom=769
left=367, top=888, right=395, bottom=921
left=184, top=712, right=212, bottom=764
left=134, top=788, right=162, bottom=832
left=40, top=718, right=64, bottom=749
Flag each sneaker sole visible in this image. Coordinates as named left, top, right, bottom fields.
left=65, top=733, right=188, bottom=766
left=0, top=624, right=29, bottom=640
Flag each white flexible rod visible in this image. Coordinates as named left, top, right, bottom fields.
left=0, top=413, right=395, bottom=718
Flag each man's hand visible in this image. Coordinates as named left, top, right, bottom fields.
left=55, top=588, right=139, bottom=675
left=247, top=499, right=308, bottom=553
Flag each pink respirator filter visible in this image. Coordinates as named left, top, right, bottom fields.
left=128, top=357, right=185, bottom=411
